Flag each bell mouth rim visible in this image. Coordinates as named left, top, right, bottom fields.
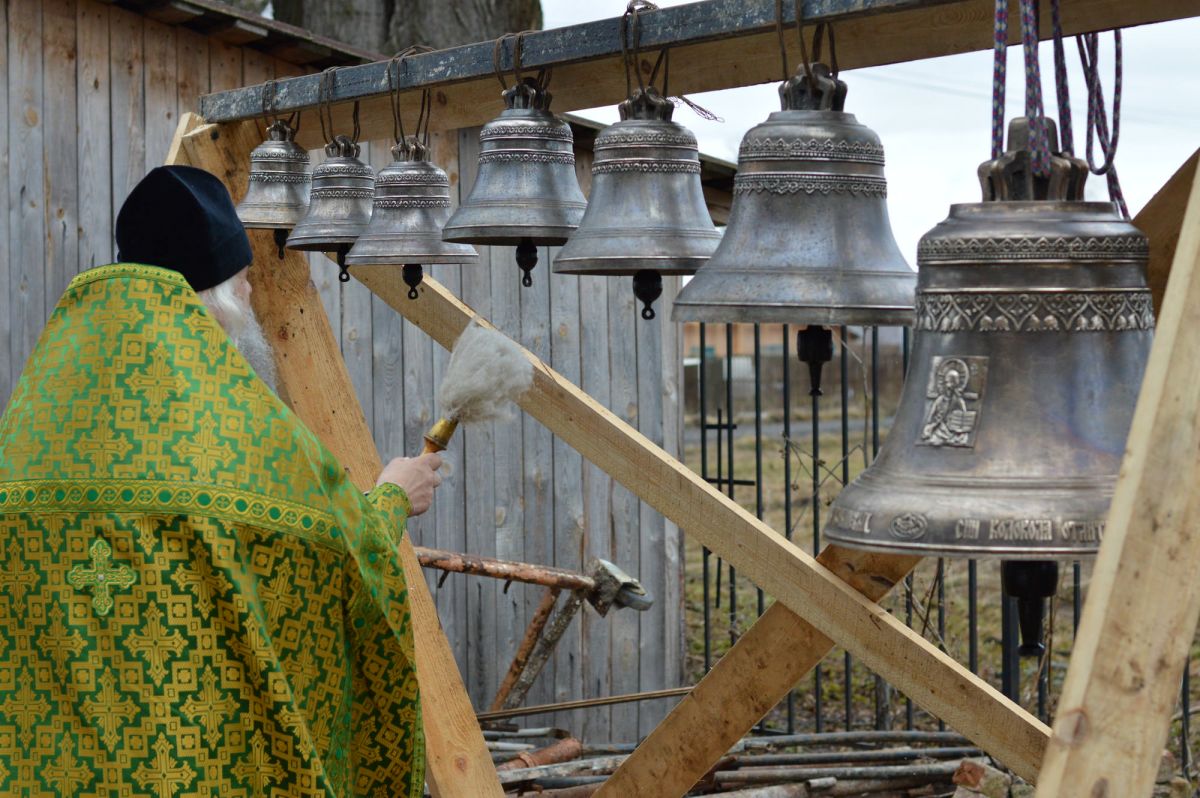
left=819, top=534, right=1098, bottom=560
left=344, top=253, right=481, bottom=267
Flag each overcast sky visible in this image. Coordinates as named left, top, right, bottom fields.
left=542, top=1, right=1200, bottom=264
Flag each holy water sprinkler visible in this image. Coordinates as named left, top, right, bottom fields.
left=422, top=321, right=535, bottom=454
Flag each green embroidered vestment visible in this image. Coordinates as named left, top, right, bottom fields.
left=0, top=264, right=424, bottom=797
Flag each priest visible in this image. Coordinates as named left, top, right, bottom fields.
left=0, top=165, right=438, bottom=796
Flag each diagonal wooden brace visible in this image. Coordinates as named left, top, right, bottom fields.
left=356, top=266, right=1052, bottom=784
left=173, top=115, right=503, bottom=797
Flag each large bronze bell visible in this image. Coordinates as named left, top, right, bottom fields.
left=553, top=87, right=721, bottom=320
left=825, top=118, right=1152, bottom=654
left=672, top=63, right=914, bottom=326
left=345, top=140, right=479, bottom=298
left=286, top=135, right=374, bottom=282
left=442, top=77, right=587, bottom=287
left=237, top=118, right=310, bottom=258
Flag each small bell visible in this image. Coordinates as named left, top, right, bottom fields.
left=672, top=63, right=914, bottom=326
left=553, top=87, right=720, bottom=320
left=286, top=135, right=374, bottom=282
left=237, top=118, right=311, bottom=259
left=345, top=140, right=479, bottom=298
left=824, top=117, right=1153, bottom=654
left=442, top=74, right=587, bottom=287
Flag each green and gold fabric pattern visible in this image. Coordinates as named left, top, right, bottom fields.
left=0, top=263, right=423, bottom=797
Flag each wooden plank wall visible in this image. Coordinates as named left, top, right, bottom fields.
left=0, top=0, right=686, bottom=743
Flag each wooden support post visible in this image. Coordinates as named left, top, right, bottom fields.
left=597, top=548, right=918, bottom=796
left=169, top=116, right=503, bottom=797
left=1135, top=149, right=1200, bottom=315
left=356, top=267, right=1051, bottom=784
left=1034, top=154, right=1200, bottom=795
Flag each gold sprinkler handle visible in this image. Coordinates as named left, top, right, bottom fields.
left=422, top=417, right=459, bottom=454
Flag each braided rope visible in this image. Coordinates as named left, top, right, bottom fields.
left=990, top=0, right=1008, bottom=158
left=1078, top=31, right=1129, bottom=217
left=1020, top=0, right=1051, bottom=176
left=1050, top=0, right=1073, bottom=153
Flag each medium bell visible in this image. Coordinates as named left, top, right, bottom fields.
left=671, top=63, right=914, bottom=325
left=442, top=77, right=587, bottom=287
left=553, top=87, right=721, bottom=320
left=825, top=118, right=1152, bottom=651
left=236, top=118, right=310, bottom=258
left=286, top=135, right=374, bottom=282
left=345, top=140, right=479, bottom=299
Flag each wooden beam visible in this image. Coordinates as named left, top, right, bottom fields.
left=1135, top=149, right=1200, bottom=315
left=598, top=547, right=919, bottom=796
left=171, top=117, right=504, bottom=798
left=197, top=0, right=1198, bottom=150
left=355, top=267, right=1051, bottom=783
left=1034, top=146, right=1200, bottom=796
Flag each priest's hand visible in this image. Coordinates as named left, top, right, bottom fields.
left=377, top=454, right=443, bottom=516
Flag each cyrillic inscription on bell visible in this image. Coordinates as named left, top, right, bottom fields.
left=672, top=63, right=915, bottom=325
left=553, top=87, right=720, bottom=320
left=442, top=78, right=587, bottom=287
left=825, top=118, right=1154, bottom=560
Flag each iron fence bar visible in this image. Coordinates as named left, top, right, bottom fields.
left=754, top=325, right=765, bottom=617
left=812, top=347, right=823, bottom=733
left=699, top=323, right=712, bottom=673
left=870, top=327, right=887, bottom=731
left=841, top=326, right=853, bottom=730
left=1183, top=666, right=1191, bottom=775
left=968, top=561, right=979, bottom=673
left=937, top=558, right=946, bottom=731
left=902, top=327, right=913, bottom=731
left=782, top=323, right=797, bottom=734
left=726, top=325, right=738, bottom=650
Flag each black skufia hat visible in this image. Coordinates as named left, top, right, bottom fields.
left=116, top=165, right=252, bottom=292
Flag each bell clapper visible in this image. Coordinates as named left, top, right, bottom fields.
left=516, top=238, right=538, bottom=287
left=632, top=270, right=663, bottom=321
left=1001, top=561, right=1059, bottom=658
left=402, top=264, right=424, bottom=300
left=796, top=326, right=834, bottom=397
left=272, top=229, right=289, bottom=260
left=336, top=246, right=351, bottom=283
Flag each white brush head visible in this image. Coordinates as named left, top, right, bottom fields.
left=439, top=321, right=534, bottom=423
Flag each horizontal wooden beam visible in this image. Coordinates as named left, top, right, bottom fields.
left=355, top=267, right=1051, bottom=783
left=198, top=0, right=1196, bottom=150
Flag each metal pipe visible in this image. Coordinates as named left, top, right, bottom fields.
left=728, top=746, right=982, bottom=767
left=476, top=685, right=691, bottom=722
left=738, top=730, right=969, bottom=750
left=713, top=760, right=966, bottom=785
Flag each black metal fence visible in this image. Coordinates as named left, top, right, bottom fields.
left=686, top=321, right=1196, bottom=781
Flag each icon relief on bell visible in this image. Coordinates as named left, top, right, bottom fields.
left=889, top=513, right=928, bottom=540
left=918, top=356, right=988, bottom=448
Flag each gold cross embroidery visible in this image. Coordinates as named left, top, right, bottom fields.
left=132, top=734, right=196, bottom=798
left=67, top=538, right=136, bottom=616
left=126, top=344, right=185, bottom=422
left=81, top=668, right=138, bottom=750
left=173, top=412, right=234, bottom=479
left=182, top=666, right=237, bottom=752
left=231, top=729, right=285, bottom=797
left=125, top=604, right=186, bottom=686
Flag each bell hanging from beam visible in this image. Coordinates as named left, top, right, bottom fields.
left=286, top=68, right=374, bottom=282
left=824, top=117, right=1153, bottom=651
left=671, top=60, right=914, bottom=327
left=442, top=33, right=586, bottom=288
left=286, top=135, right=374, bottom=282
left=346, top=49, right=478, bottom=298
left=345, top=139, right=479, bottom=298
left=553, top=2, right=720, bottom=320
left=236, top=81, right=310, bottom=259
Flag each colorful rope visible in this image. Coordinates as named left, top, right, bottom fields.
left=1078, top=31, right=1129, bottom=217
left=1050, top=0, right=1073, bottom=153
left=990, top=0, right=1008, bottom=159
left=1020, top=0, right=1051, bottom=177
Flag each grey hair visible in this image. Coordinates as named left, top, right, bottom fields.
left=196, top=277, right=279, bottom=392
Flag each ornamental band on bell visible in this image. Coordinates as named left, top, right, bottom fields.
left=918, top=355, right=989, bottom=448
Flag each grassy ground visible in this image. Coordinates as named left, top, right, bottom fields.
left=680, top=427, right=1199, bottom=779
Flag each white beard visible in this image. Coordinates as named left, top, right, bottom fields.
left=199, top=281, right=279, bottom=393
